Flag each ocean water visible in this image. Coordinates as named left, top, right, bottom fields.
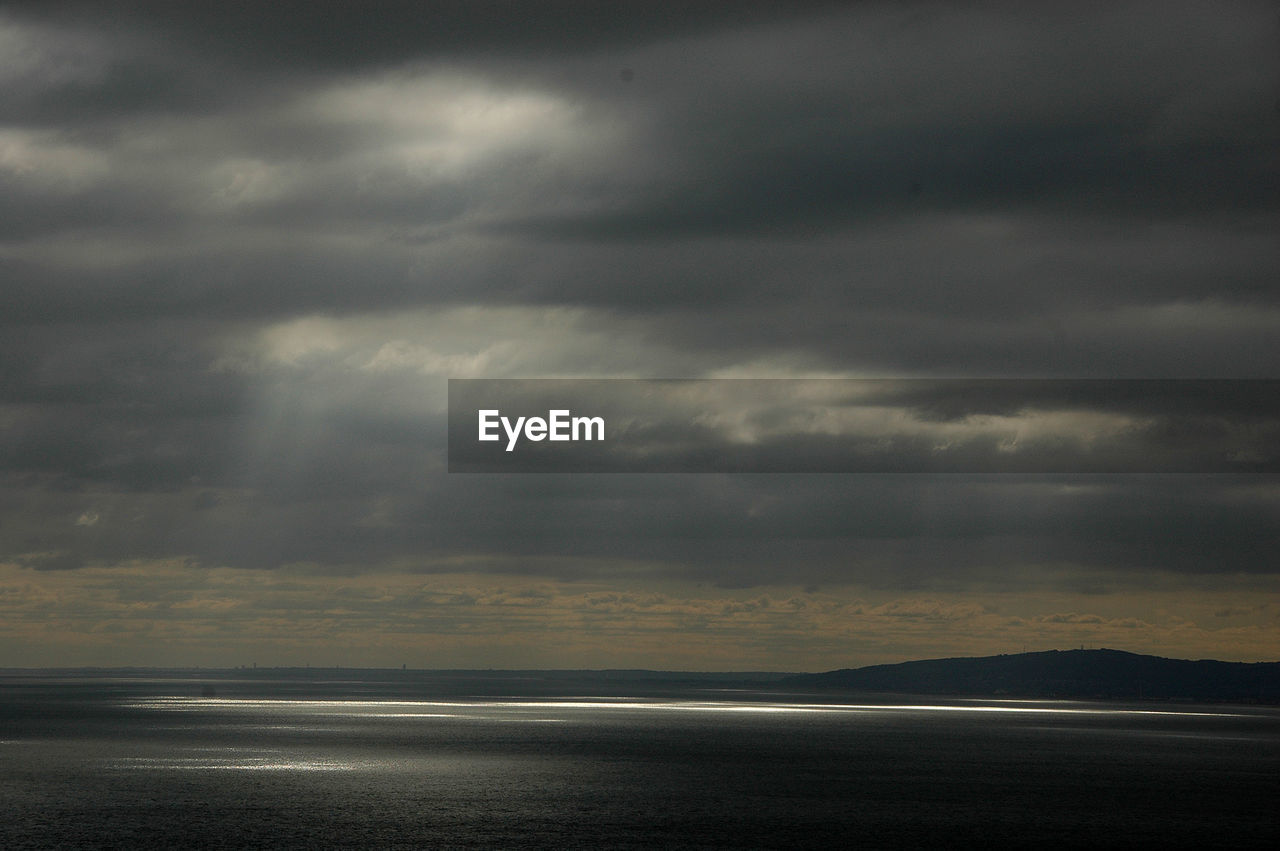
left=1, top=675, right=1277, bottom=849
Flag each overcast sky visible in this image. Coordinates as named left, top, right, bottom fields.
left=2, top=1, right=1278, bottom=669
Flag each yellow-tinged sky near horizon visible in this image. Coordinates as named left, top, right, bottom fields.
left=3, top=560, right=1275, bottom=669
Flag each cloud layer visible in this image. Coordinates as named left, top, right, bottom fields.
left=2, top=1, right=1277, bottom=665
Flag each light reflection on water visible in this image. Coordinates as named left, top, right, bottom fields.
left=113, top=755, right=355, bottom=771
left=119, top=696, right=1248, bottom=719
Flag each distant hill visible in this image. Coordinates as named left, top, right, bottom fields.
left=783, top=649, right=1280, bottom=701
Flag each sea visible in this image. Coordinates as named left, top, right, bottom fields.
left=2, top=672, right=1277, bottom=849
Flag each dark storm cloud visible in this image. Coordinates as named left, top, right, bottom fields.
left=491, top=2, right=1279, bottom=239
left=11, top=1, right=846, bottom=69
left=6, top=464, right=1275, bottom=588
left=0, top=1, right=1277, bottom=599
left=1, top=0, right=845, bottom=130
left=3, top=2, right=1276, bottom=328
left=866, top=379, right=1280, bottom=422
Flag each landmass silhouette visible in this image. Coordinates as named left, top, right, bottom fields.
left=784, top=648, right=1280, bottom=701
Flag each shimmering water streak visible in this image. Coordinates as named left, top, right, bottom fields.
left=112, top=756, right=353, bottom=771
left=118, top=696, right=1247, bottom=718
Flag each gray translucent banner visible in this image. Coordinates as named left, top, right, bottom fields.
left=447, top=379, right=1280, bottom=473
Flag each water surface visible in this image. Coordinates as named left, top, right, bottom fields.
left=2, top=676, right=1276, bottom=848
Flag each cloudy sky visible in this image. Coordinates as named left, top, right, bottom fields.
left=2, top=1, right=1277, bottom=669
